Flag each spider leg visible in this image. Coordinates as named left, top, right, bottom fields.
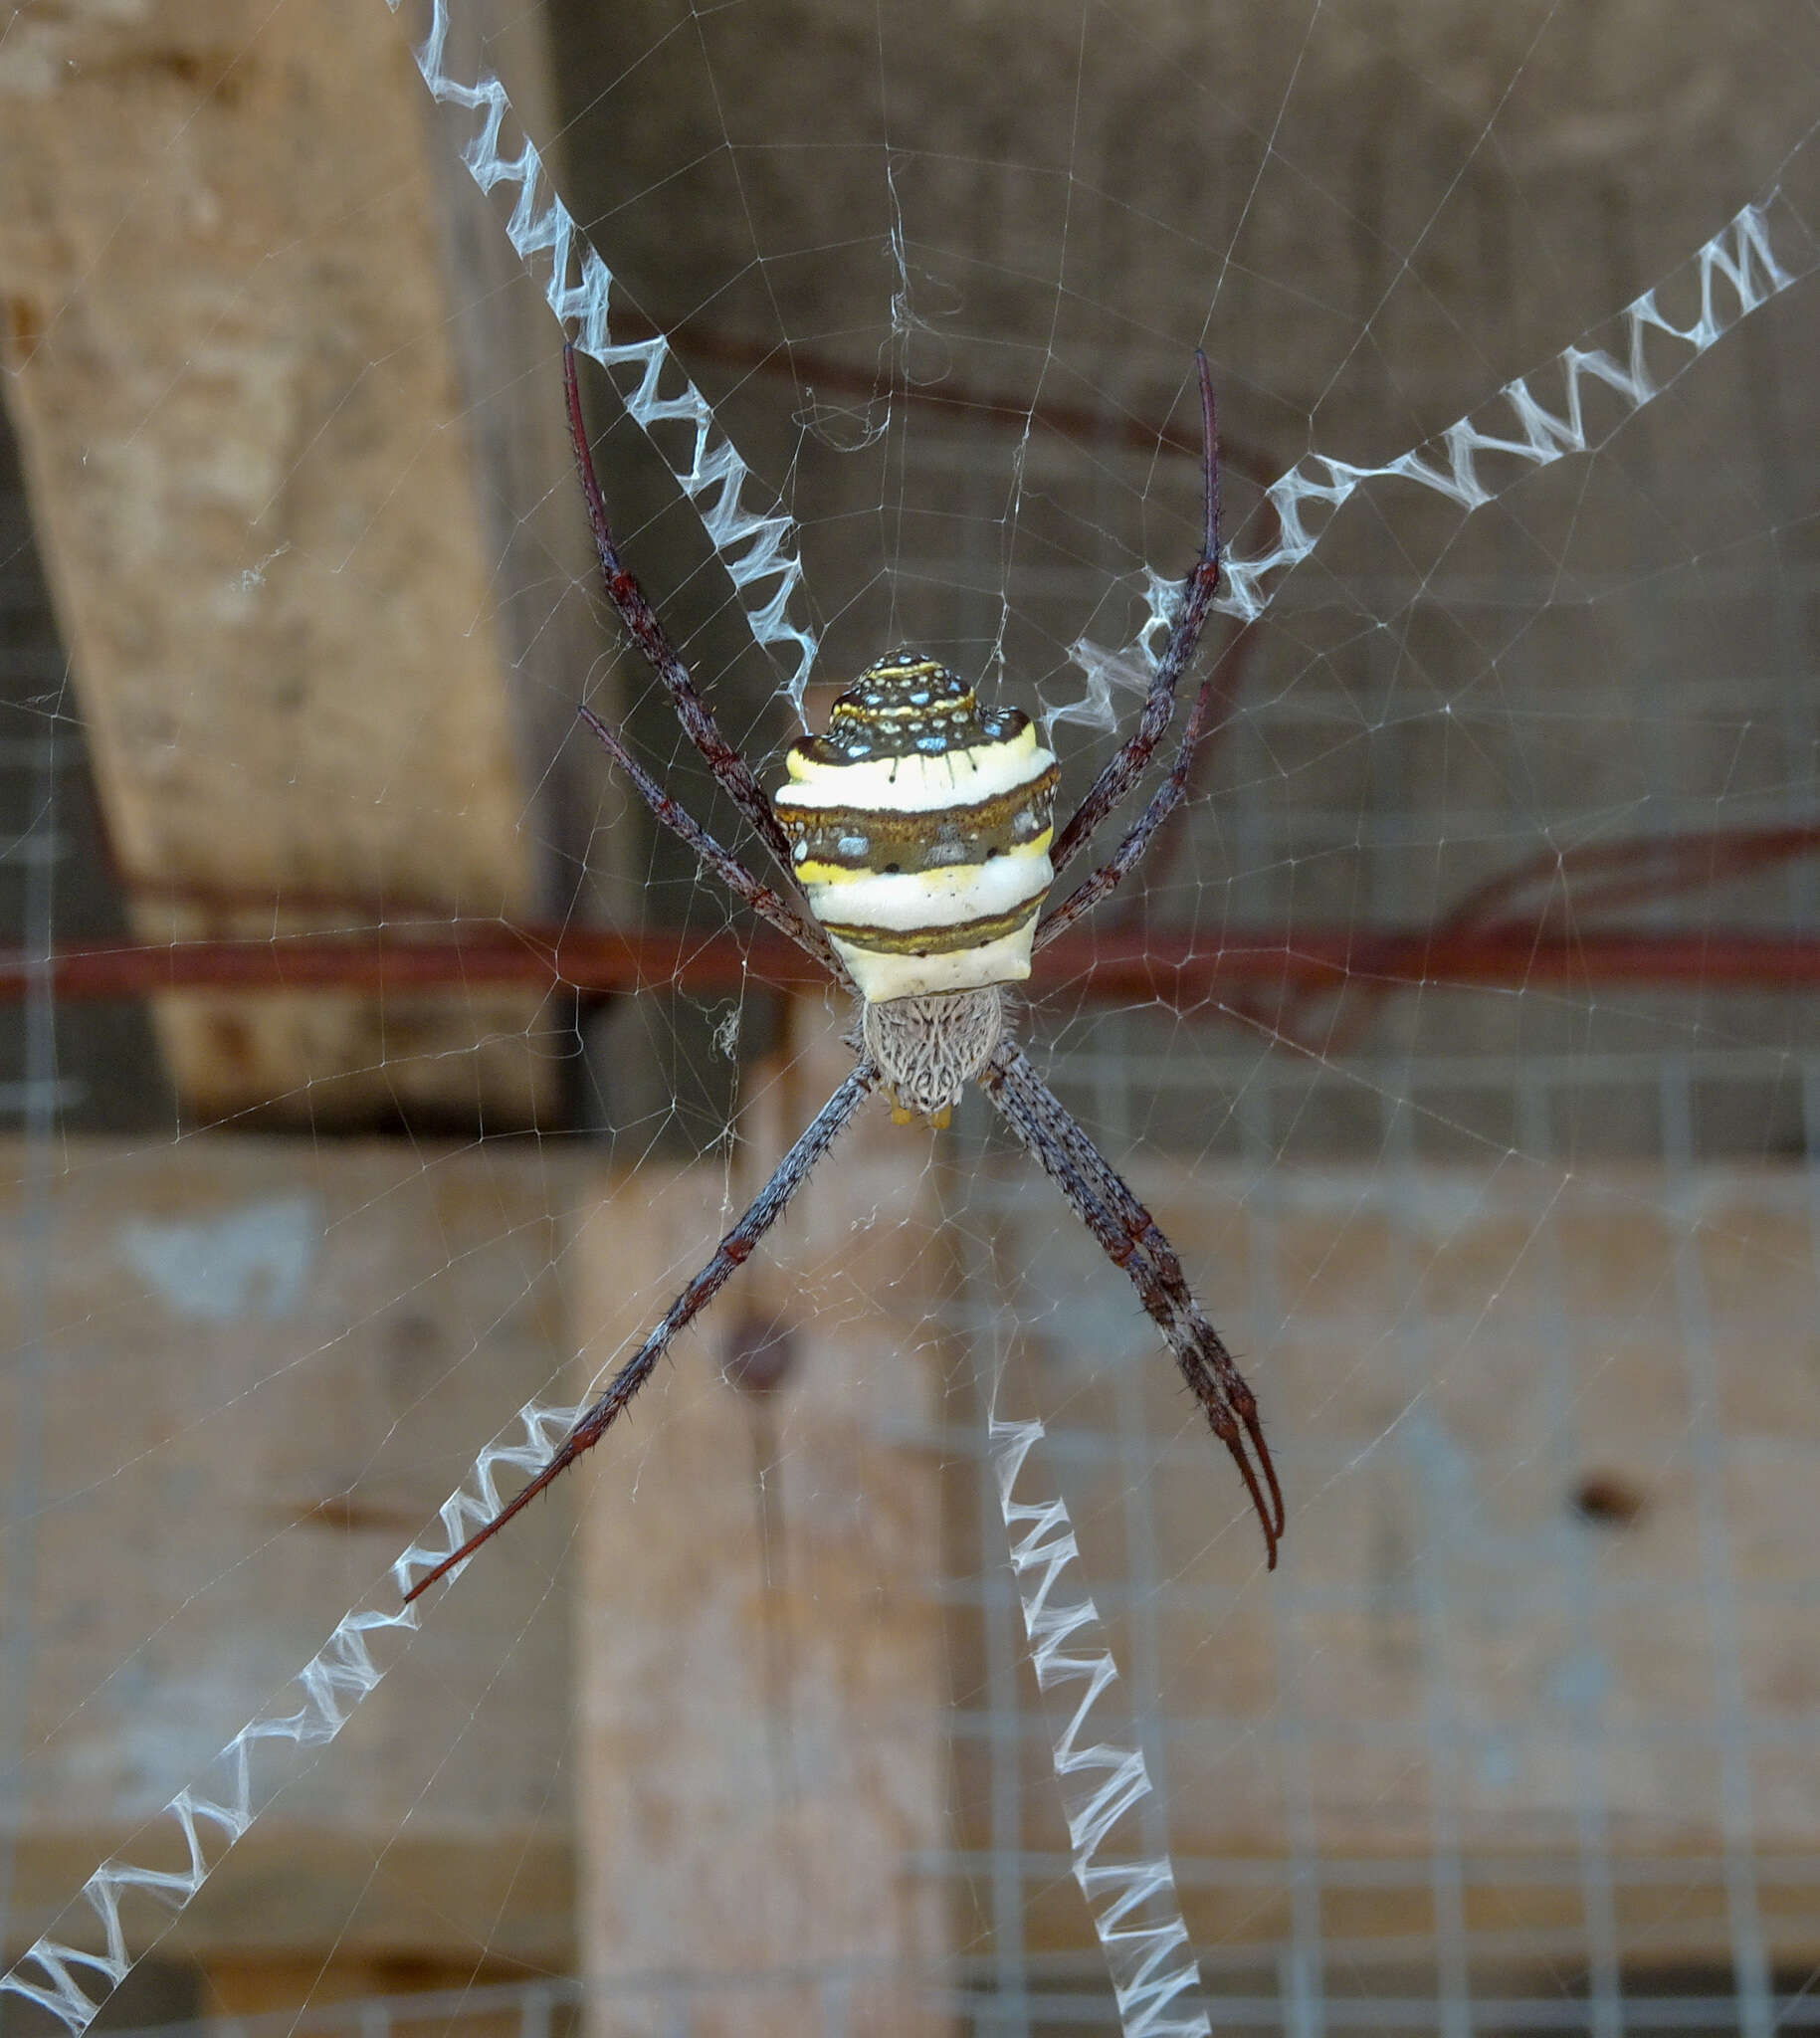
left=978, top=1039, right=1283, bottom=1567
left=565, top=343, right=800, bottom=881
left=1047, top=351, right=1223, bottom=880
left=576, top=704, right=842, bottom=975
left=403, top=1058, right=878, bottom=1603
left=1034, top=671, right=1216, bottom=950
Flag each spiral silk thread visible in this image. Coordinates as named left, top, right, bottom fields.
left=0, top=1401, right=586, bottom=2038
left=1056, top=188, right=1817, bottom=733
left=989, top=1414, right=1214, bottom=2038
left=390, top=0, right=820, bottom=703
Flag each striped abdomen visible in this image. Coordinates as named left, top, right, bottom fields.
left=773, top=649, right=1060, bottom=1004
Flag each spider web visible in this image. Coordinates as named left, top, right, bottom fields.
left=2, top=4, right=1819, bottom=2037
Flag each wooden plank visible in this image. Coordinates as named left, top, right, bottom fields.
left=570, top=1020, right=952, bottom=2037
left=199, top=1955, right=547, bottom=2038
left=10, top=1114, right=1816, bottom=1996
left=0, top=1, right=557, bottom=1124
left=0, top=1135, right=585, bottom=1967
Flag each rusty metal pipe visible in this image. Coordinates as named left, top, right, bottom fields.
left=4, top=924, right=1815, bottom=1004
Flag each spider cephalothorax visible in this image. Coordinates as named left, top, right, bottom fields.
left=858, top=984, right=1007, bottom=1126
left=401, top=344, right=1283, bottom=1606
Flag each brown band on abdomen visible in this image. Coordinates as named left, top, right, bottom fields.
left=819, top=892, right=1045, bottom=958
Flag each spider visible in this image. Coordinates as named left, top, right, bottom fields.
left=403, top=344, right=1281, bottom=1603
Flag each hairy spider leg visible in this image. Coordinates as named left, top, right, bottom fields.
left=564, top=343, right=801, bottom=881
left=979, top=1039, right=1283, bottom=1568
left=575, top=704, right=841, bottom=973
left=1047, top=350, right=1223, bottom=879
left=402, top=1061, right=879, bottom=1604
left=1034, top=671, right=1217, bottom=949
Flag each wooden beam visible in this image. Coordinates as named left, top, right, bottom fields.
left=0, top=0, right=567, bottom=1125
left=570, top=1021, right=952, bottom=2036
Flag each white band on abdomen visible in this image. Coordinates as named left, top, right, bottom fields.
left=800, top=850, right=1052, bottom=934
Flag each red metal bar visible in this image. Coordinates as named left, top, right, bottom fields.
left=3, top=924, right=1815, bottom=1004
left=1056, top=928, right=1820, bottom=1003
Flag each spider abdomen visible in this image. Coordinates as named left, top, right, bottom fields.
left=774, top=650, right=1059, bottom=1003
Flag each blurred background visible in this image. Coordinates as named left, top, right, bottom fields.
left=1, top=1, right=1817, bottom=2033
